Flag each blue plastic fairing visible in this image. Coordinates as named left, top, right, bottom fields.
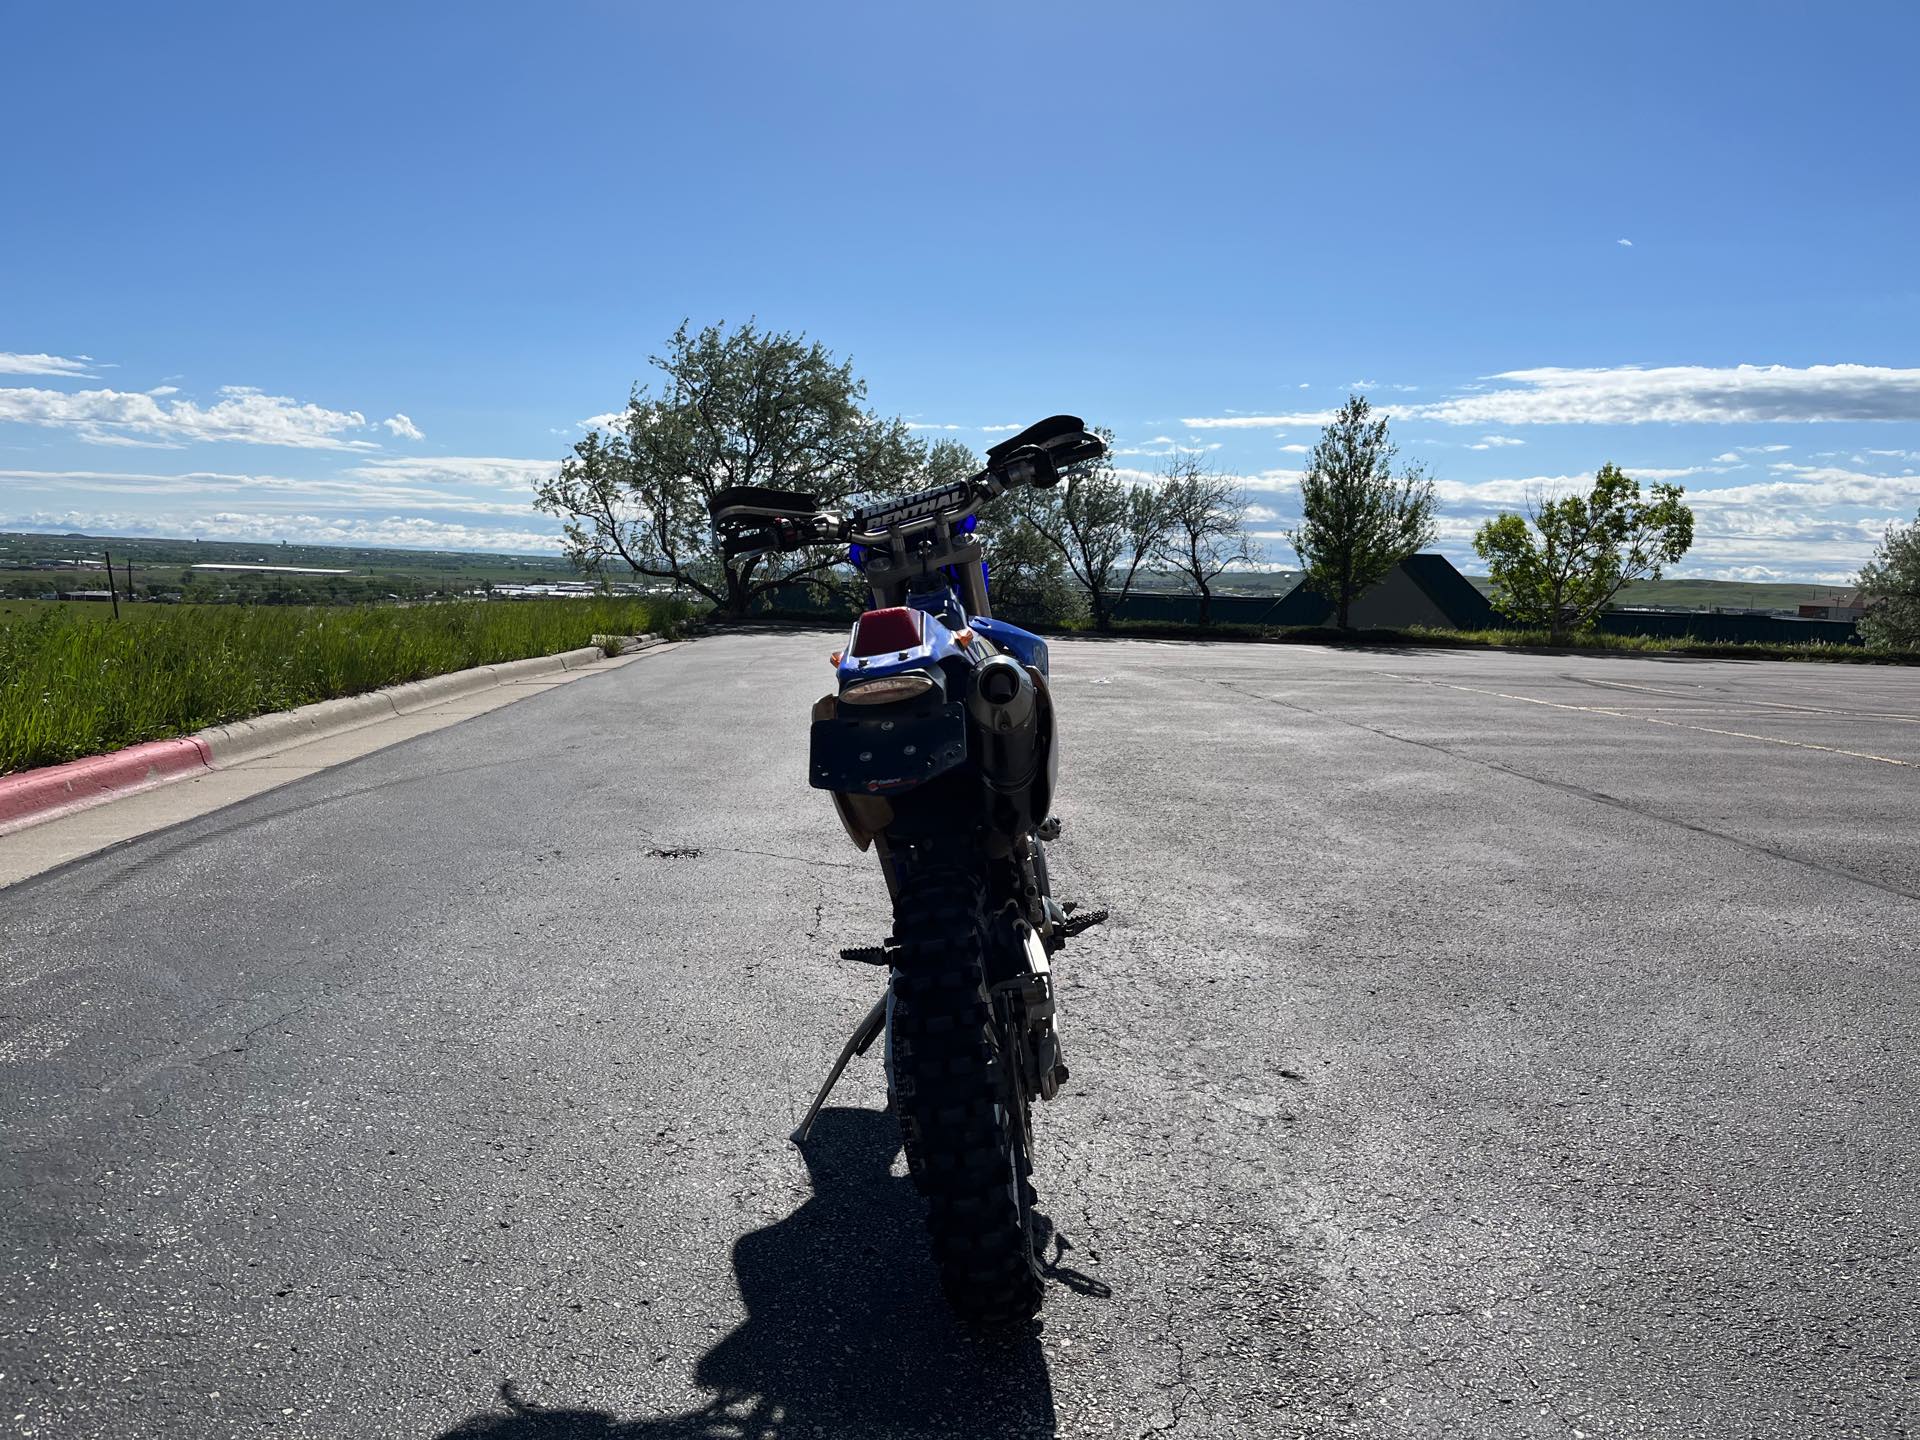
left=971, top=617, right=1049, bottom=676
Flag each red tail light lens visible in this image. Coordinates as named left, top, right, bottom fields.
left=850, top=607, right=924, bottom=657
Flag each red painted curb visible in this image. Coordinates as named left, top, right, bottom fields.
left=0, top=737, right=214, bottom=832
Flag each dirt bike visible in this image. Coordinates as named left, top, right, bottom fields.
left=708, top=416, right=1109, bottom=1326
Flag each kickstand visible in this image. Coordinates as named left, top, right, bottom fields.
left=790, top=995, right=888, bottom=1145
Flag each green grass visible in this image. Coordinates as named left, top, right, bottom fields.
left=0, top=597, right=688, bottom=775
left=0, top=598, right=186, bottom=623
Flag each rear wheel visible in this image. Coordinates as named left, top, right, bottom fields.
left=889, top=865, right=1043, bottom=1326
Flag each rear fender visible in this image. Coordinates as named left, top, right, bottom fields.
left=814, top=694, right=896, bottom=850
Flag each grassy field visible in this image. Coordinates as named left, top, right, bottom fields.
left=1461, top=575, right=1837, bottom=611
left=0, top=599, right=183, bottom=623
left=0, top=597, right=687, bottom=775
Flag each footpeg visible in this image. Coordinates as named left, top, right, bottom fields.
left=1059, top=907, right=1108, bottom=939
left=1037, top=816, right=1062, bottom=841
left=839, top=944, right=894, bottom=966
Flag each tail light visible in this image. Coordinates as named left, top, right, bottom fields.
left=840, top=672, right=937, bottom=706
left=850, top=607, right=924, bottom=657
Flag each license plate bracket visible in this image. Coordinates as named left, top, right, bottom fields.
left=809, top=700, right=968, bottom=794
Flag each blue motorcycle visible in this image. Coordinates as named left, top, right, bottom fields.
left=709, top=416, right=1109, bottom=1325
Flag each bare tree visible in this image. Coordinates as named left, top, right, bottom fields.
left=1153, top=450, right=1254, bottom=624
left=1023, top=431, right=1169, bottom=630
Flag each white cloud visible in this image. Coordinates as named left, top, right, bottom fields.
left=1740, top=443, right=1791, bottom=454
left=344, top=456, right=560, bottom=490
left=1187, top=365, right=1920, bottom=434
left=1183, top=411, right=1340, bottom=430
left=383, top=413, right=424, bottom=440
left=1234, top=468, right=1305, bottom=494
left=1277, top=443, right=1310, bottom=454
left=0, top=351, right=98, bottom=378
left=1689, top=464, right=1920, bottom=512
left=1468, top=435, right=1526, bottom=450
left=1712, top=452, right=1742, bottom=463
left=1413, top=364, right=1920, bottom=426
left=0, top=466, right=551, bottom=517
left=1617, top=238, right=1633, bottom=247
left=908, top=422, right=965, bottom=431
left=0, top=383, right=388, bottom=449
left=980, top=423, right=1022, bottom=433
left=1, top=508, right=565, bottom=553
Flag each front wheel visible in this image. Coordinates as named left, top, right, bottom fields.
left=888, top=865, right=1043, bottom=1326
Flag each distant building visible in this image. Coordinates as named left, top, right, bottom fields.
left=1798, top=589, right=1871, bottom=622
left=1266, top=553, right=1498, bottom=630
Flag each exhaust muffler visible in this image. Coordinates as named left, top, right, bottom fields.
left=966, top=655, right=1039, bottom=792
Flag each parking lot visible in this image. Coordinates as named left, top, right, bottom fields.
left=3, top=635, right=1916, bottom=1437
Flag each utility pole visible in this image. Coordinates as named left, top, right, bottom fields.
left=104, top=549, right=121, bottom=620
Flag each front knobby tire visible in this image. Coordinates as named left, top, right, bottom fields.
left=889, top=866, right=1043, bottom=1327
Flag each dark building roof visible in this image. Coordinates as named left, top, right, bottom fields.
left=1273, top=553, right=1496, bottom=629
left=1402, top=553, right=1499, bottom=628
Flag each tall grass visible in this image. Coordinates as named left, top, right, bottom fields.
left=0, top=598, right=687, bottom=775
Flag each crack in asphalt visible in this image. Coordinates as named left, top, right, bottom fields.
left=1209, top=679, right=1920, bottom=906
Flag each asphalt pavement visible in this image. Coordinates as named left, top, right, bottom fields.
left=3, top=634, right=1916, bottom=1438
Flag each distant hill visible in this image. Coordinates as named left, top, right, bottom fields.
left=1460, top=574, right=1835, bottom=612
left=1172, top=568, right=1837, bottom=612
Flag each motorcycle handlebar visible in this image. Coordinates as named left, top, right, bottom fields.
left=710, top=430, right=1105, bottom=560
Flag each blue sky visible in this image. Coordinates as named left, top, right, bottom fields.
left=5, top=0, right=1919, bottom=583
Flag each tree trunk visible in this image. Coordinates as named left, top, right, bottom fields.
left=1091, top=588, right=1110, bottom=631
left=1197, top=580, right=1212, bottom=627
left=723, top=566, right=752, bottom=619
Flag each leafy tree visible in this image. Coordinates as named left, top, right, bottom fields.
left=1152, top=450, right=1254, bottom=625
left=1289, top=395, right=1437, bottom=628
left=979, top=503, right=1083, bottom=624
left=1023, top=430, right=1168, bottom=629
left=534, top=321, right=928, bottom=618
left=1858, top=509, right=1920, bottom=651
left=1473, top=464, right=1695, bottom=639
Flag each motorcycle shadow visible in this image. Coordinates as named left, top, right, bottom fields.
left=437, top=1106, right=1088, bottom=1440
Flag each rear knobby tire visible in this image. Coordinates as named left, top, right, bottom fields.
left=889, top=866, right=1043, bottom=1326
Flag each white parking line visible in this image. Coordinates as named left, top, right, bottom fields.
left=1384, top=674, right=1917, bottom=769
left=1578, top=675, right=1920, bottom=723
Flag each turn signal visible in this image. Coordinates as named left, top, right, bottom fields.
left=828, top=650, right=844, bottom=667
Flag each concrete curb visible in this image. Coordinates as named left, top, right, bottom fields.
left=0, top=635, right=663, bottom=834
left=0, top=737, right=214, bottom=836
